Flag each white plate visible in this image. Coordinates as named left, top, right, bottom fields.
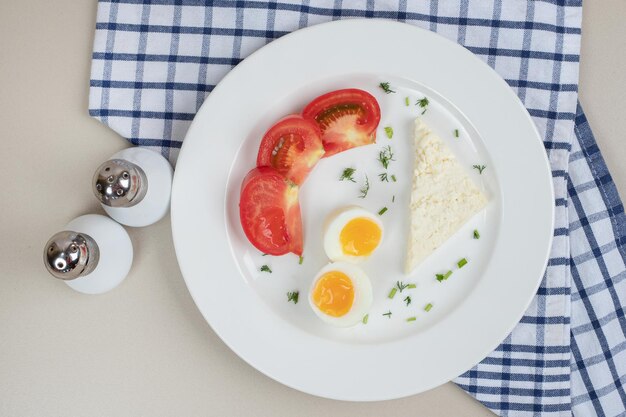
left=171, top=19, right=554, bottom=401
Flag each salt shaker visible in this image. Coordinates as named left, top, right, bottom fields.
left=92, top=148, right=173, bottom=227
left=43, top=214, right=133, bottom=294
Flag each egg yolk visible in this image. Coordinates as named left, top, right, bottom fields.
left=339, top=217, right=381, bottom=257
left=312, top=271, right=354, bottom=317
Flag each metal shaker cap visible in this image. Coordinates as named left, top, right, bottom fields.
left=43, top=231, right=100, bottom=280
left=92, top=159, right=147, bottom=208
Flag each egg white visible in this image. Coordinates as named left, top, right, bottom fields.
left=308, top=262, right=373, bottom=327
left=323, top=206, right=384, bottom=263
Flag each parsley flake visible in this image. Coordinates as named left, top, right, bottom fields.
left=287, top=291, right=299, bottom=304
left=378, top=145, right=395, bottom=169
left=416, top=97, right=429, bottom=114
left=379, top=82, right=396, bottom=94
left=340, top=167, right=356, bottom=182
left=436, top=270, right=453, bottom=282
left=473, top=164, right=486, bottom=174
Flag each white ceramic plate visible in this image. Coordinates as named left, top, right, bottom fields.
left=171, top=19, right=554, bottom=401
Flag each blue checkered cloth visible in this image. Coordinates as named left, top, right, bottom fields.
left=89, top=1, right=626, bottom=415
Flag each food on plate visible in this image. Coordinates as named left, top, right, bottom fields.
left=378, top=82, right=395, bottom=94
left=388, top=281, right=416, bottom=299
left=472, top=164, right=487, bottom=174
left=308, top=262, right=373, bottom=327
left=302, top=89, right=381, bottom=157
left=323, top=206, right=383, bottom=263
left=405, top=119, right=487, bottom=273
left=239, top=88, right=381, bottom=256
left=239, top=166, right=303, bottom=256
left=416, top=97, right=429, bottom=114
left=256, top=115, right=325, bottom=185
left=286, top=291, right=299, bottom=304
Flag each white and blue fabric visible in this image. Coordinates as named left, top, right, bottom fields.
left=89, top=1, right=626, bottom=416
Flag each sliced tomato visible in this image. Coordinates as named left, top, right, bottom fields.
left=256, top=115, right=324, bottom=185
left=239, top=166, right=303, bottom=256
left=302, top=88, right=381, bottom=157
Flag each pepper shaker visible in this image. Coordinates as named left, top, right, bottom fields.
left=92, top=148, right=173, bottom=227
left=43, top=214, right=133, bottom=294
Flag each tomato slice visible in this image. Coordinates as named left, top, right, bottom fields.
left=239, top=166, right=303, bottom=256
left=256, top=115, right=324, bottom=185
left=302, top=88, right=381, bottom=157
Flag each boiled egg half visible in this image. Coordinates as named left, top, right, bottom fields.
left=308, top=262, right=372, bottom=327
left=323, top=206, right=383, bottom=263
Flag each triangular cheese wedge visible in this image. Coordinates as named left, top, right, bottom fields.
left=405, top=119, right=488, bottom=274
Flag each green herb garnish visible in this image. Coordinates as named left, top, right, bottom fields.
left=391, top=174, right=397, bottom=182
left=404, top=295, right=412, bottom=306
left=436, top=270, right=453, bottom=282
left=378, top=207, right=388, bottom=216
left=388, top=287, right=397, bottom=299
left=260, top=265, right=272, bottom=273
left=406, top=317, right=417, bottom=322
left=340, top=167, right=356, bottom=182
left=473, top=229, right=480, bottom=239
left=384, top=126, right=393, bottom=139
left=379, top=172, right=389, bottom=182
left=358, top=175, right=370, bottom=199
left=416, top=97, right=429, bottom=114
left=396, top=281, right=410, bottom=293
left=378, top=145, right=395, bottom=169
left=287, top=291, right=299, bottom=304
left=457, top=258, right=468, bottom=268
left=392, top=195, right=395, bottom=203
left=362, top=314, right=369, bottom=324
left=407, top=283, right=417, bottom=289
left=454, top=129, right=459, bottom=138
left=473, top=164, right=486, bottom=174
left=424, top=303, right=433, bottom=312
left=262, top=253, right=268, bottom=256
left=383, top=310, right=392, bottom=318
left=405, top=97, right=410, bottom=106
left=379, top=82, right=395, bottom=94
left=299, top=256, right=304, bottom=265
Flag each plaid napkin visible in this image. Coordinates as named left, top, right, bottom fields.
left=89, top=1, right=626, bottom=415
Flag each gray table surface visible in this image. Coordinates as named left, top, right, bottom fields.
left=1, top=1, right=624, bottom=416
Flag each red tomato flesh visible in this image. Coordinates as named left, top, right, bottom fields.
left=239, top=166, right=303, bottom=256
left=302, top=89, right=381, bottom=157
left=256, top=115, right=324, bottom=185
